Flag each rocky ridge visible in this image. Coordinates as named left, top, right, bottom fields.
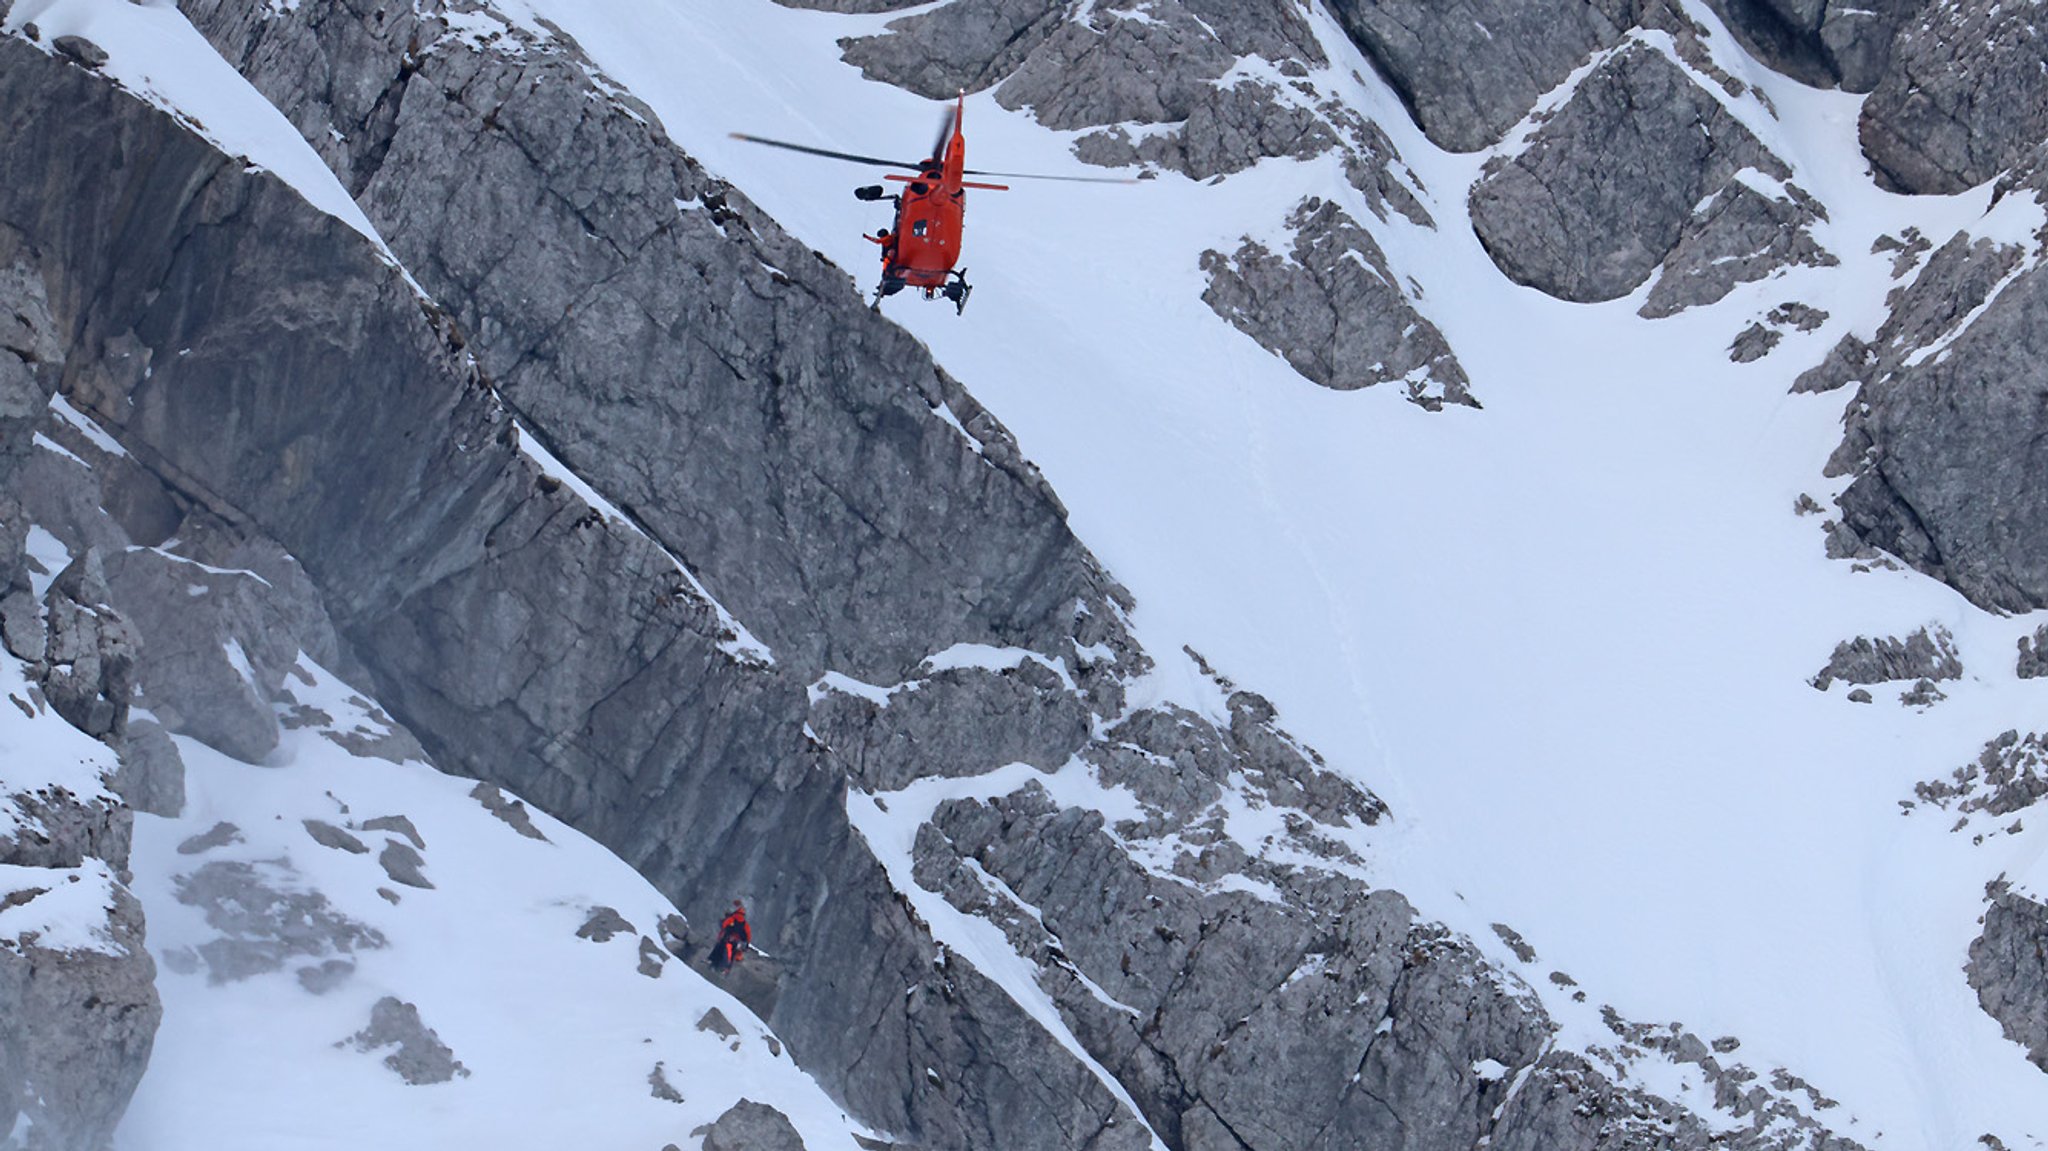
left=0, top=5, right=1890, bottom=1150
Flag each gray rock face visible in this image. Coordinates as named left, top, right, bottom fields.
left=808, top=661, right=1093, bottom=792
left=1469, top=44, right=1828, bottom=310
left=1702, top=0, right=1922, bottom=91
left=1860, top=1, right=2048, bottom=193
left=0, top=218, right=161, bottom=1151
left=1327, top=0, right=1633, bottom=153
left=40, top=550, right=138, bottom=742
left=1969, top=887, right=2048, bottom=1073
left=341, top=997, right=471, bottom=1085
left=51, top=34, right=108, bottom=70
left=830, top=0, right=1429, bottom=212
left=838, top=0, right=1073, bottom=99
left=2, top=10, right=1882, bottom=1151
left=701, top=1099, right=808, bottom=1151
left=1201, top=197, right=1474, bottom=409
left=111, top=716, right=185, bottom=818
left=98, top=542, right=341, bottom=764
left=1640, top=180, right=1836, bottom=319
left=1813, top=240, right=2048, bottom=612
left=184, top=0, right=1128, bottom=688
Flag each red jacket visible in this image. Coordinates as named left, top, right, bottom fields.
left=720, top=908, right=750, bottom=944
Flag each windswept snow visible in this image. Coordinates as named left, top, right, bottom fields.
left=491, top=1, right=2048, bottom=1146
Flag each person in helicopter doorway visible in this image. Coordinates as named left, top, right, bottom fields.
left=710, top=900, right=751, bottom=971
left=863, top=227, right=906, bottom=300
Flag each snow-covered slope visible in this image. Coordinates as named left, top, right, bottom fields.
left=487, top=1, right=2048, bottom=1146
left=121, top=658, right=868, bottom=1151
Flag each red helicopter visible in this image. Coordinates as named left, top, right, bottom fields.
left=732, top=94, right=1132, bottom=314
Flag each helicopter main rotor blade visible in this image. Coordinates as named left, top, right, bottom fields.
left=961, top=167, right=1142, bottom=184
left=728, top=133, right=924, bottom=172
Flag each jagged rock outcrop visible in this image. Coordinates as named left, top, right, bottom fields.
left=1808, top=625, right=1961, bottom=692
left=1469, top=42, right=1830, bottom=311
left=1859, top=0, right=2048, bottom=194
left=1916, top=730, right=2048, bottom=821
left=1969, top=886, right=2048, bottom=1073
left=1806, top=233, right=2048, bottom=612
left=2019, top=626, right=2048, bottom=680
left=1201, top=198, right=1475, bottom=409
left=809, top=660, right=1093, bottom=792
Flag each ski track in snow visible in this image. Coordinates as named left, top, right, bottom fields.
left=489, top=1, right=2048, bottom=1147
